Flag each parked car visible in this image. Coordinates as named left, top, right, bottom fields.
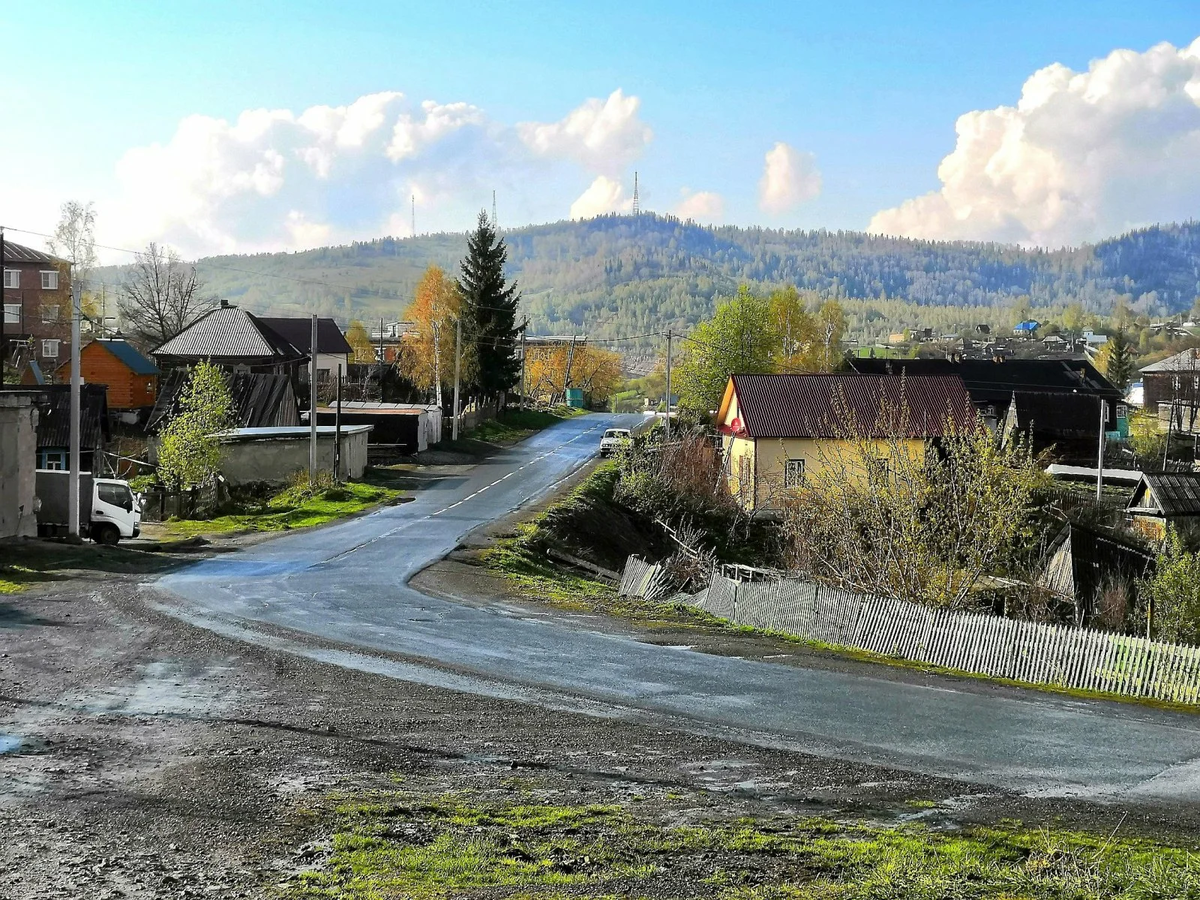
left=35, top=470, right=142, bottom=544
left=599, top=428, right=633, bottom=457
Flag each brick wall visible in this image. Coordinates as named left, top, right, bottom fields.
left=2, top=260, right=72, bottom=374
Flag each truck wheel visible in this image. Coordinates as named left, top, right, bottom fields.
left=93, top=524, right=120, bottom=546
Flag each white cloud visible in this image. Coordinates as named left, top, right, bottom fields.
left=869, top=37, right=1200, bottom=246
left=569, top=175, right=632, bottom=219
left=673, top=189, right=725, bottom=222
left=103, top=89, right=652, bottom=257
left=518, top=89, right=652, bottom=175
left=758, top=142, right=822, bottom=214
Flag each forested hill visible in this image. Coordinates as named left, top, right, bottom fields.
left=110, top=215, right=1200, bottom=342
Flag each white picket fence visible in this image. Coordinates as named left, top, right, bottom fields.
left=619, top=556, right=1200, bottom=704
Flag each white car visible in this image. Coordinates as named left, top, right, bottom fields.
left=599, top=428, right=632, bottom=457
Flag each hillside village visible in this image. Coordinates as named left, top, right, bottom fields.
left=7, top=13, right=1200, bottom=897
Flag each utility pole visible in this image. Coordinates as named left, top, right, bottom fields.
left=1095, top=399, right=1106, bottom=501
left=309, top=314, right=318, bottom=483
left=335, top=363, right=342, bottom=481
left=452, top=316, right=462, bottom=441
left=563, top=335, right=578, bottom=405
left=664, top=329, right=673, bottom=441
left=69, top=277, right=82, bottom=537
left=519, top=317, right=528, bottom=409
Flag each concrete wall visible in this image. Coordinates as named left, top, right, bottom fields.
left=0, top=393, right=39, bottom=537
left=218, top=430, right=371, bottom=485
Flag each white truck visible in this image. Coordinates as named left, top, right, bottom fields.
left=35, top=470, right=142, bottom=545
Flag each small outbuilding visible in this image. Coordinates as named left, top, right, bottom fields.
left=68, top=338, right=160, bottom=415
left=1127, top=471, right=1200, bottom=541
left=314, top=403, right=442, bottom=454
left=214, top=425, right=373, bottom=485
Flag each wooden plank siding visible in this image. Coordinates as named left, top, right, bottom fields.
left=76, top=342, right=158, bottom=409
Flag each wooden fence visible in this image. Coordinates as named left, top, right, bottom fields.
left=619, top=556, right=1200, bottom=705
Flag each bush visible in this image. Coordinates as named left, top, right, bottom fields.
left=1143, top=528, right=1200, bottom=644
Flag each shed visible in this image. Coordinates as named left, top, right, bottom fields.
left=213, top=425, right=372, bottom=484
left=68, top=338, right=159, bottom=411
left=314, top=402, right=441, bottom=453
left=30, top=383, right=110, bottom=471
left=1037, top=522, right=1154, bottom=626
left=1127, top=471, right=1200, bottom=540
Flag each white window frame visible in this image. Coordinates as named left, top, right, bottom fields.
left=3, top=302, right=19, bottom=325
left=784, top=458, right=805, bottom=489
left=41, top=339, right=60, bottom=358
left=39, top=450, right=67, bottom=470
left=40, top=270, right=59, bottom=290
left=41, top=303, right=59, bottom=324
left=2, top=269, right=18, bottom=289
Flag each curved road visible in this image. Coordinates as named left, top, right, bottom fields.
left=156, top=413, right=1200, bottom=803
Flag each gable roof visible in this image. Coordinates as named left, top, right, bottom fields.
left=1, top=240, right=67, bottom=265
left=1128, top=472, right=1200, bottom=517
left=258, top=317, right=353, bottom=356
left=95, top=338, right=160, bottom=375
left=1141, top=348, right=1200, bottom=373
left=848, top=357, right=1124, bottom=405
left=720, top=373, right=976, bottom=439
left=30, top=384, right=110, bottom=450
left=152, top=305, right=304, bottom=361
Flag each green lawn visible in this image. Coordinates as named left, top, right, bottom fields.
left=163, top=479, right=403, bottom=538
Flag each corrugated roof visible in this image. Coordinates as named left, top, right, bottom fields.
left=96, top=339, right=160, bottom=375
left=729, top=373, right=976, bottom=439
left=152, top=306, right=305, bottom=361
left=849, top=357, right=1124, bottom=403
left=1141, top=348, right=1200, bottom=373
left=1, top=240, right=67, bottom=265
left=258, top=317, right=353, bottom=356
left=1130, top=472, right=1200, bottom=517
left=30, top=384, right=110, bottom=450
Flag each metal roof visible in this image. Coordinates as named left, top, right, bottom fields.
left=1141, top=348, right=1200, bottom=373
left=1, top=240, right=66, bottom=265
left=30, top=384, right=110, bottom=450
left=849, top=357, right=1124, bottom=403
left=1129, top=472, right=1200, bottom=517
left=258, top=317, right=353, bottom=356
left=96, top=338, right=160, bottom=375
left=728, top=373, right=976, bottom=439
left=214, top=425, right=372, bottom=441
left=152, top=306, right=305, bottom=360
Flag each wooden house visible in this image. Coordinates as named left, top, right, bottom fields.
left=65, top=338, right=160, bottom=412
left=1127, top=472, right=1200, bottom=541
left=716, top=373, right=976, bottom=512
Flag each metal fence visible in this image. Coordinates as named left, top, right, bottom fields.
left=619, top=556, right=1200, bottom=704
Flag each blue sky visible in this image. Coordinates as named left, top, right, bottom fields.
left=3, top=1, right=1199, bottom=256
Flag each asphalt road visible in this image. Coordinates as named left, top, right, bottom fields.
left=156, top=413, right=1200, bottom=803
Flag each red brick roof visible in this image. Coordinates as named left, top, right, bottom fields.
left=727, top=373, right=976, bottom=439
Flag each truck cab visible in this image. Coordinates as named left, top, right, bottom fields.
left=90, top=479, right=142, bottom=545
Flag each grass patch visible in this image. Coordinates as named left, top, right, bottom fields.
left=163, top=477, right=402, bottom=538
left=467, top=406, right=583, bottom=445
left=281, top=789, right=1200, bottom=899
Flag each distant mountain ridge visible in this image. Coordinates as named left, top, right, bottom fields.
left=96, top=215, right=1200, bottom=342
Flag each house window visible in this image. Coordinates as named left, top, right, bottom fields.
left=39, top=450, right=67, bottom=470
left=1116, top=404, right=1128, bottom=420
left=41, top=304, right=59, bottom=324
left=40, top=270, right=59, bottom=290
left=784, top=458, right=805, bottom=489
left=2, top=269, right=17, bottom=289
left=3, top=303, right=18, bottom=325
left=41, top=339, right=60, bottom=358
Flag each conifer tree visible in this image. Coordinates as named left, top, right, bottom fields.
left=1097, top=328, right=1135, bottom=391
left=457, top=211, right=521, bottom=402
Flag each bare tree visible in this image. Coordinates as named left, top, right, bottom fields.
left=119, top=243, right=216, bottom=348
left=47, top=200, right=97, bottom=287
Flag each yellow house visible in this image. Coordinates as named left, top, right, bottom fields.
left=716, top=373, right=976, bottom=512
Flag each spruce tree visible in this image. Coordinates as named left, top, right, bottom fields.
left=1098, top=328, right=1135, bottom=391
left=457, top=211, right=521, bottom=402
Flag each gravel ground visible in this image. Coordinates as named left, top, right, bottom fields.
left=2, top=524, right=1199, bottom=897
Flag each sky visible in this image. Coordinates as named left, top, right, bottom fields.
left=2, top=1, right=1199, bottom=260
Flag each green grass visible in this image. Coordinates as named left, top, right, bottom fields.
left=280, top=789, right=1200, bottom=899
left=467, top=406, right=583, bottom=445
left=163, top=479, right=402, bottom=537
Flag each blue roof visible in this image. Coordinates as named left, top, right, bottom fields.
left=98, top=339, right=159, bottom=375
left=1014, top=320, right=1040, bottom=331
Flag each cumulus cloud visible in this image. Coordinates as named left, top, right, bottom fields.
left=758, top=142, right=822, bottom=214
left=569, top=176, right=632, bottom=219
left=869, top=38, right=1200, bottom=246
left=518, top=89, right=652, bottom=175
left=673, top=188, right=725, bottom=222
left=104, top=89, right=651, bottom=257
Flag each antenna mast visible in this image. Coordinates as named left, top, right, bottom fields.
left=491, top=190, right=498, bottom=230
left=632, top=172, right=640, bottom=216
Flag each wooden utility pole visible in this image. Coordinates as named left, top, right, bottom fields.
left=519, top=317, right=528, bottom=409
left=1095, top=399, right=1106, bottom=500
left=309, top=314, right=318, bottom=483
left=664, top=329, right=673, bottom=441
left=334, top=363, right=342, bottom=481
left=452, top=316, right=462, bottom=441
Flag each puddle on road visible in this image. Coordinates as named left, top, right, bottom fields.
left=0, top=734, right=22, bottom=754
